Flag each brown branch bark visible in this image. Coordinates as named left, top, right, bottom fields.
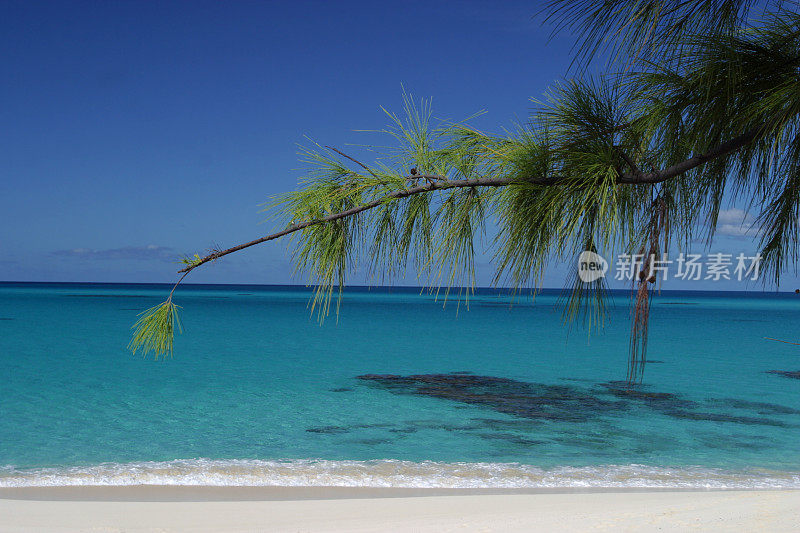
left=615, top=129, right=758, bottom=184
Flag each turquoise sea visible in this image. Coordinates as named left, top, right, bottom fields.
left=1, top=282, right=799, bottom=488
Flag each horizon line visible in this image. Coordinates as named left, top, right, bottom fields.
left=0, top=280, right=790, bottom=293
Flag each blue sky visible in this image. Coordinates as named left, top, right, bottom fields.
left=0, top=0, right=790, bottom=291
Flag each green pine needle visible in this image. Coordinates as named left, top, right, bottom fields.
left=128, top=299, right=182, bottom=360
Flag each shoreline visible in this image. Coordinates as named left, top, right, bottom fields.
left=1, top=488, right=798, bottom=532
left=2, top=484, right=799, bottom=501
left=4, top=484, right=797, bottom=502
left=3, top=458, right=798, bottom=491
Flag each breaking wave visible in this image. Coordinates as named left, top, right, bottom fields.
left=2, top=459, right=799, bottom=489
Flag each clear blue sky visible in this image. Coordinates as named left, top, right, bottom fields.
left=0, top=0, right=790, bottom=291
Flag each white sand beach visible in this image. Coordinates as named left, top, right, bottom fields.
left=1, top=487, right=798, bottom=532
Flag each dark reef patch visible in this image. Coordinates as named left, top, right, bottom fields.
left=0, top=317, right=14, bottom=320
left=767, top=370, right=800, bottom=380
left=329, top=387, right=353, bottom=393
left=599, top=382, right=794, bottom=427
left=306, top=425, right=349, bottom=434
left=663, top=409, right=791, bottom=427
left=706, top=398, right=800, bottom=416
left=389, top=427, right=418, bottom=434
left=306, top=422, right=396, bottom=436
left=407, top=420, right=484, bottom=432
left=357, top=373, right=626, bottom=423
left=559, top=377, right=597, bottom=383
left=599, top=381, right=697, bottom=410
left=357, top=373, right=799, bottom=429
left=470, top=418, right=544, bottom=430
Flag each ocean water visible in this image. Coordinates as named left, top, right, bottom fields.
left=1, top=282, right=798, bottom=489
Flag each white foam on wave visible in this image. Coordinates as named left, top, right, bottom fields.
left=2, top=459, right=799, bottom=489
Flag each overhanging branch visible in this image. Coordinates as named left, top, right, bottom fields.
left=178, top=129, right=759, bottom=274
left=178, top=175, right=516, bottom=273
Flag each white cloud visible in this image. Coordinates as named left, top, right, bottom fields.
left=52, top=245, right=175, bottom=261
left=716, top=209, right=757, bottom=237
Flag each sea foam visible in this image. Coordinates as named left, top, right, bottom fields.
left=2, top=459, right=799, bottom=489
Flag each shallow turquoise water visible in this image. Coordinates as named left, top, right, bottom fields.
left=1, top=283, right=798, bottom=488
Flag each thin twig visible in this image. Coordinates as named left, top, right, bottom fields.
left=614, top=145, right=641, bottom=174
left=325, top=146, right=379, bottom=178
left=168, top=271, right=191, bottom=300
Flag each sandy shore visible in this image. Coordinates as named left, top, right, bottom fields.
left=0, top=487, right=798, bottom=532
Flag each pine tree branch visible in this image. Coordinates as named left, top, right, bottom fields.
left=177, top=175, right=516, bottom=273
left=615, top=129, right=759, bottom=184
left=178, top=129, right=759, bottom=274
